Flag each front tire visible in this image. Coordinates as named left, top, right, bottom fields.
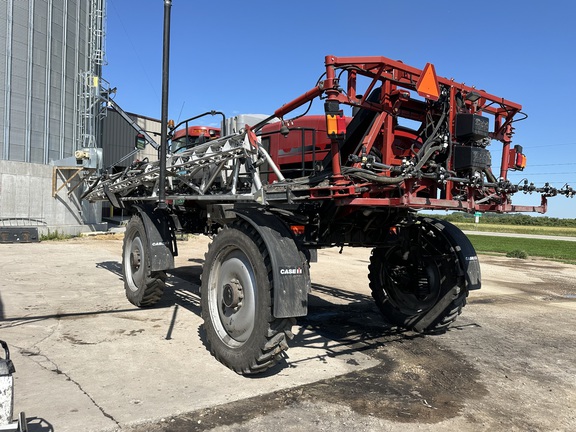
left=122, top=215, right=166, bottom=307
left=201, top=222, right=293, bottom=374
left=369, top=218, right=469, bottom=333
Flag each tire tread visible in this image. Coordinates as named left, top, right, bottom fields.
left=368, top=219, right=470, bottom=334
left=201, top=221, right=294, bottom=375
left=123, top=215, right=166, bottom=307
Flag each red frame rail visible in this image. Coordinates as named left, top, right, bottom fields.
left=272, top=55, right=544, bottom=213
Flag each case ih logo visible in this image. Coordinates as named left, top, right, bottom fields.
left=280, top=267, right=303, bottom=276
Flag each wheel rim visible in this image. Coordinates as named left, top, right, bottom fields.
left=207, top=246, right=256, bottom=348
left=381, top=247, right=441, bottom=315
left=125, top=234, right=145, bottom=292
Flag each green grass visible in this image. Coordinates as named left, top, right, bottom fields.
left=467, top=234, right=576, bottom=263
left=454, top=222, right=576, bottom=237
left=506, top=249, right=528, bottom=259
left=40, top=230, right=73, bottom=241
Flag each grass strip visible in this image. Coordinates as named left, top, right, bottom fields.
left=466, top=234, right=576, bottom=264
left=454, top=222, right=576, bottom=237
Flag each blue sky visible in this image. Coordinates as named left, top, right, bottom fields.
left=104, top=0, right=576, bottom=218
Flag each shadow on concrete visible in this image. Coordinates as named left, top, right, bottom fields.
left=10, top=259, right=418, bottom=379
left=161, top=265, right=203, bottom=314
left=53, top=194, right=83, bottom=225
left=285, top=282, right=416, bottom=369
left=95, top=260, right=123, bottom=278
left=155, top=262, right=415, bottom=378
left=0, top=261, right=203, bottom=329
left=94, top=260, right=203, bottom=315
left=0, top=306, right=172, bottom=328
left=24, top=416, right=54, bottom=432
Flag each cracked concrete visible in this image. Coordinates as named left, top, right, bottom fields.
left=1, top=235, right=575, bottom=431
left=19, top=346, right=121, bottom=428
left=0, top=236, right=379, bottom=431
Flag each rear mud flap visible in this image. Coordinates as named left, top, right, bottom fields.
left=424, top=218, right=481, bottom=291
left=132, top=205, right=177, bottom=271
left=234, top=209, right=309, bottom=318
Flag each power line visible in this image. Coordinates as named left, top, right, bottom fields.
left=523, top=142, right=576, bottom=149
left=108, top=2, right=160, bottom=106
left=528, top=162, right=576, bottom=167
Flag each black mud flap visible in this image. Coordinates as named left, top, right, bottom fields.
left=132, top=205, right=177, bottom=271
left=234, top=209, right=310, bottom=318
left=424, top=217, right=481, bottom=291
left=411, top=218, right=480, bottom=333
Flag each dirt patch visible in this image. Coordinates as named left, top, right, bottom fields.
left=122, top=341, right=485, bottom=432
left=77, top=232, right=125, bottom=241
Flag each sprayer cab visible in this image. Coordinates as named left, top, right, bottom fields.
left=171, top=125, right=221, bottom=153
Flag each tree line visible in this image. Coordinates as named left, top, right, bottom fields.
left=421, top=212, right=576, bottom=227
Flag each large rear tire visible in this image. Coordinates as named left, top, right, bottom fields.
left=122, top=215, right=166, bottom=307
left=201, top=222, right=293, bottom=375
left=369, top=218, right=469, bottom=333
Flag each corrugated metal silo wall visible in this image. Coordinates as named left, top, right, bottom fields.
left=0, top=0, right=89, bottom=164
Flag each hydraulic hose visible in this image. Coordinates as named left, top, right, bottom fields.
left=342, top=167, right=405, bottom=184
left=415, top=101, right=448, bottom=164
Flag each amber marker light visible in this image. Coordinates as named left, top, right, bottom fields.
left=290, top=225, right=305, bottom=235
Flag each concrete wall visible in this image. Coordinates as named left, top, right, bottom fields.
left=0, top=160, right=105, bottom=236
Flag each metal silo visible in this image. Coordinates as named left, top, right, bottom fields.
left=0, top=0, right=106, bottom=237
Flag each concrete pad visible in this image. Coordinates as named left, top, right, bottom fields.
left=0, top=237, right=378, bottom=432
left=546, top=301, right=576, bottom=310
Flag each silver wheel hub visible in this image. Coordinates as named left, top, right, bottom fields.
left=222, top=278, right=243, bottom=309
left=130, top=248, right=141, bottom=271
left=124, top=235, right=145, bottom=292
left=208, top=249, right=256, bottom=346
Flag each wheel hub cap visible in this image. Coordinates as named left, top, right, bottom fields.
left=222, top=278, right=243, bottom=309
left=130, top=248, right=141, bottom=270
